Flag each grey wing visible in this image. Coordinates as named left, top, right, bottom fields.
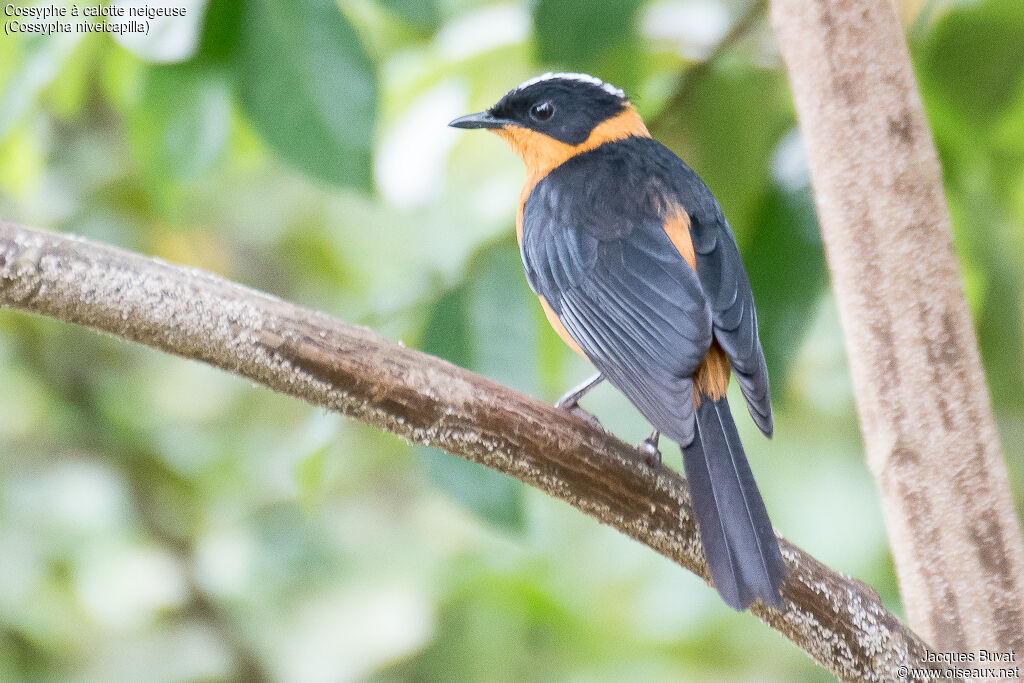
left=522, top=191, right=713, bottom=446
left=638, top=138, right=772, bottom=436
left=691, top=212, right=773, bottom=437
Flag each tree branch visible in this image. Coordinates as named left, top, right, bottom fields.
left=0, top=221, right=946, bottom=682
left=771, top=0, right=1024, bottom=657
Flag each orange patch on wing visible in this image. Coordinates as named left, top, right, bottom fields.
left=663, top=208, right=696, bottom=270
left=502, top=105, right=650, bottom=242
left=694, top=343, right=731, bottom=406
left=539, top=295, right=587, bottom=359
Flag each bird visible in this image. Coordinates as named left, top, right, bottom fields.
left=449, top=72, right=786, bottom=611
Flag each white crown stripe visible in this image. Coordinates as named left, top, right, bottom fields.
left=514, top=72, right=626, bottom=99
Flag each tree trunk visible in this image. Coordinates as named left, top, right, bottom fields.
left=771, top=0, right=1024, bottom=659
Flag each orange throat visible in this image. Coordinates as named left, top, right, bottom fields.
left=496, top=105, right=651, bottom=241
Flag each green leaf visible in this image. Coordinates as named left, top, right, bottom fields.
left=195, top=0, right=243, bottom=64
left=131, top=64, right=232, bottom=181
left=464, top=241, right=541, bottom=389
left=420, top=284, right=473, bottom=369
left=654, top=65, right=794, bottom=240
left=918, top=0, right=1024, bottom=125
left=235, top=0, right=377, bottom=189
left=533, top=0, right=644, bottom=82
left=415, top=240, right=534, bottom=532
left=377, top=0, right=441, bottom=33
left=743, top=185, right=828, bottom=399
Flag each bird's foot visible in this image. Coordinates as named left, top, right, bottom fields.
left=559, top=402, right=604, bottom=431
left=638, top=430, right=662, bottom=466
left=554, top=372, right=605, bottom=431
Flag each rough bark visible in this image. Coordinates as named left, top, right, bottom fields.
left=771, top=0, right=1024, bottom=661
left=0, top=221, right=951, bottom=681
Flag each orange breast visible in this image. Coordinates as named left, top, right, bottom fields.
left=506, top=105, right=649, bottom=244
left=508, top=107, right=650, bottom=356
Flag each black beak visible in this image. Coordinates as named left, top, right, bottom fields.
left=448, top=111, right=511, bottom=130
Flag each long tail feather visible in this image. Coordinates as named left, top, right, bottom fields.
left=682, top=395, right=785, bottom=610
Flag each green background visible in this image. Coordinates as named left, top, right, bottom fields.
left=0, top=0, right=1022, bottom=680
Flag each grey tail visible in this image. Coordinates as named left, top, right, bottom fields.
left=682, top=395, right=786, bottom=610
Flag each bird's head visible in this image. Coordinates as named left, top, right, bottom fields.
left=450, top=73, right=649, bottom=178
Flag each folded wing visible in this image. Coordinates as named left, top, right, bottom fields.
left=522, top=165, right=713, bottom=446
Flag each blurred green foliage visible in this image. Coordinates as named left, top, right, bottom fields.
left=236, top=0, right=377, bottom=189
left=0, top=0, right=1021, bottom=681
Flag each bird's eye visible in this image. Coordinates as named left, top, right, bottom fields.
left=530, top=101, right=554, bottom=121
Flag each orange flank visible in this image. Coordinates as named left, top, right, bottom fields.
left=694, top=344, right=731, bottom=406
left=663, top=207, right=697, bottom=270
left=503, top=106, right=650, bottom=241
left=664, top=207, right=730, bottom=403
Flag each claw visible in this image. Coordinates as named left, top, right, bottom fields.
left=555, top=372, right=606, bottom=430
left=638, top=430, right=662, bottom=465
left=565, top=404, right=604, bottom=431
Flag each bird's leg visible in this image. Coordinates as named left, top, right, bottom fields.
left=554, top=372, right=604, bottom=408
left=638, top=429, right=662, bottom=465
left=555, top=372, right=605, bottom=430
